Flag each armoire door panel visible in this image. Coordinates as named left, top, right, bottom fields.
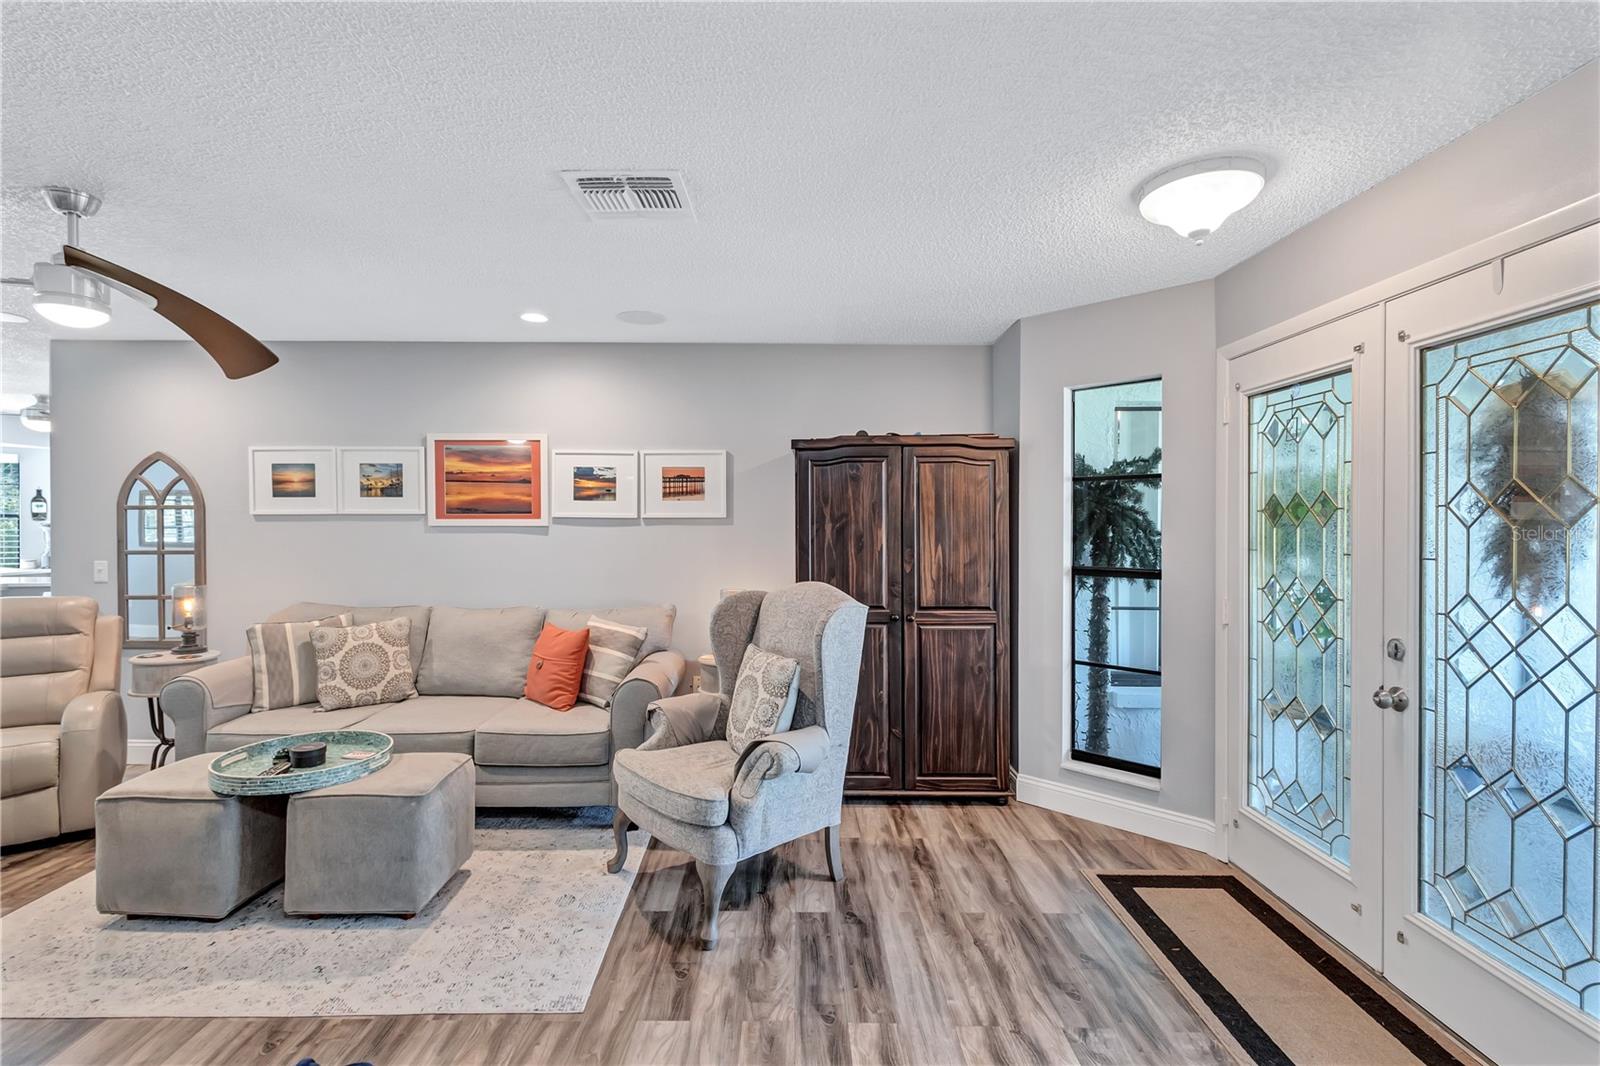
left=907, top=623, right=999, bottom=784
left=796, top=448, right=899, bottom=612
left=844, top=621, right=900, bottom=790
left=907, top=453, right=997, bottom=610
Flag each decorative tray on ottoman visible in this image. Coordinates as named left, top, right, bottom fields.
left=208, top=730, right=394, bottom=796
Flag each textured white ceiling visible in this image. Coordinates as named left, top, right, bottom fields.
left=2, top=2, right=1597, bottom=395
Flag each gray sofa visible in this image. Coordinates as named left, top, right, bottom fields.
left=160, top=601, right=684, bottom=807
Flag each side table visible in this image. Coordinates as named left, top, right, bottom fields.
left=128, top=648, right=220, bottom=769
left=695, top=653, right=719, bottom=694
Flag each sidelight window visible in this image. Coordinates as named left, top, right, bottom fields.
left=1068, top=379, right=1163, bottom=776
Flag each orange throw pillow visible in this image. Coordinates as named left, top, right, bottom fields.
left=524, top=623, right=590, bottom=710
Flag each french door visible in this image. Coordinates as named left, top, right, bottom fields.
left=1226, top=222, right=1600, bottom=1066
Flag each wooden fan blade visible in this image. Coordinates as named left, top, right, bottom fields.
left=62, top=245, right=278, bottom=380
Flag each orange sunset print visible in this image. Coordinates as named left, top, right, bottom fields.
left=437, top=440, right=540, bottom=516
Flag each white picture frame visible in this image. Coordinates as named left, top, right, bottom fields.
left=641, top=449, right=727, bottom=519
left=248, top=447, right=337, bottom=515
left=551, top=450, right=639, bottom=519
left=337, top=447, right=425, bottom=515
left=425, top=433, right=550, bottom=527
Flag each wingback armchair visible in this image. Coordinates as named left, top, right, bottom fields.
left=0, top=596, right=128, bottom=846
left=608, top=582, right=867, bottom=948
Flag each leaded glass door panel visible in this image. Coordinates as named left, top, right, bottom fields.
left=1225, top=306, right=1388, bottom=966
left=1382, top=224, right=1600, bottom=1066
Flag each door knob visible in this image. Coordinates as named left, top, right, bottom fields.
left=1371, top=685, right=1409, bottom=712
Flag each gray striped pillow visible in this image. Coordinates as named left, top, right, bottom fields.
left=578, top=616, right=648, bottom=707
left=247, top=614, right=352, bottom=711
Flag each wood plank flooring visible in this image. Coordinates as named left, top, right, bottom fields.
left=0, top=801, right=1232, bottom=1066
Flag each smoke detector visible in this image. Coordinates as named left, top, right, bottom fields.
left=562, top=171, right=694, bottom=220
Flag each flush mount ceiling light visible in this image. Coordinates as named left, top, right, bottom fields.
left=1136, top=156, right=1266, bottom=245
left=519, top=311, right=549, bottom=323
left=616, top=310, right=666, bottom=326
left=19, top=396, right=51, bottom=434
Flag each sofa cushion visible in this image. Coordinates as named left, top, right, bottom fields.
left=417, top=607, right=544, bottom=697
left=246, top=615, right=352, bottom=711
left=475, top=700, right=611, bottom=768
left=357, top=695, right=520, bottom=755
left=312, top=618, right=418, bottom=711
left=612, top=741, right=737, bottom=827
left=523, top=623, right=589, bottom=710
left=0, top=724, right=60, bottom=797
left=269, top=604, right=431, bottom=678
left=207, top=705, right=383, bottom=751
left=544, top=604, right=675, bottom=658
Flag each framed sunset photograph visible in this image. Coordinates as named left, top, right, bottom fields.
left=248, top=447, right=337, bottom=515
left=552, top=450, right=638, bottom=519
left=337, top=447, right=425, bottom=514
left=642, top=449, right=727, bottom=519
left=426, top=434, right=549, bottom=526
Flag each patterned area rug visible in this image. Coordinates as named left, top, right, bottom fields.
left=0, top=808, right=644, bottom=1017
left=1089, top=870, right=1487, bottom=1066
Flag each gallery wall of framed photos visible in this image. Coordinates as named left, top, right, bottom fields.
left=248, top=441, right=728, bottom=524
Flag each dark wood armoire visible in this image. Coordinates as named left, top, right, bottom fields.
left=794, top=434, right=1015, bottom=798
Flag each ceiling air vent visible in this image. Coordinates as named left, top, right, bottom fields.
left=561, top=171, right=694, bottom=220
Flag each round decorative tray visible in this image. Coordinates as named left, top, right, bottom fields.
left=208, top=730, right=393, bottom=796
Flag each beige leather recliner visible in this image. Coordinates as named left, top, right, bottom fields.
left=0, top=596, right=128, bottom=846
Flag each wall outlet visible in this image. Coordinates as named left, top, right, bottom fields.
left=92, top=560, right=109, bottom=583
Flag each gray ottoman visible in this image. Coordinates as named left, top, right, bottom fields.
left=284, top=752, right=474, bottom=917
left=95, top=754, right=287, bottom=919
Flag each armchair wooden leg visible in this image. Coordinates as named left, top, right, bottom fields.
left=825, top=823, right=845, bottom=883
left=695, top=860, right=736, bottom=950
left=606, top=808, right=634, bottom=875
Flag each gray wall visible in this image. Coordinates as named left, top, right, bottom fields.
left=1216, top=60, right=1600, bottom=347
left=0, top=414, right=51, bottom=567
left=52, top=340, right=991, bottom=743
left=1005, top=281, right=1217, bottom=820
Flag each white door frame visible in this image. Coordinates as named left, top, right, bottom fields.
left=1378, top=223, right=1600, bottom=1066
left=1220, top=306, right=1387, bottom=966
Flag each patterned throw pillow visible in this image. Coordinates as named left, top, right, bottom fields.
left=246, top=614, right=352, bottom=711
left=578, top=616, right=648, bottom=707
left=726, top=646, right=800, bottom=755
left=311, top=617, right=418, bottom=711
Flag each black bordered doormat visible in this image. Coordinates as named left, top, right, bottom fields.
left=1088, top=871, right=1487, bottom=1066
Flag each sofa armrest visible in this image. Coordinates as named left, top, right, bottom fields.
left=160, top=655, right=253, bottom=760
left=609, top=650, right=686, bottom=755
left=638, top=691, right=724, bottom=751
left=58, top=689, right=128, bottom=833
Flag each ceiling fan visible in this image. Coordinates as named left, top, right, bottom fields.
left=1, top=186, right=278, bottom=379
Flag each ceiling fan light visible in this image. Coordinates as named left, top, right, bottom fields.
left=31, top=262, right=111, bottom=328
left=18, top=399, right=51, bottom=434
left=1137, top=157, right=1266, bottom=244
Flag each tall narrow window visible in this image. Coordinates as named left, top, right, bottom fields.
left=0, top=455, right=19, bottom=570
left=118, top=453, right=206, bottom=648
left=1069, top=379, right=1162, bottom=776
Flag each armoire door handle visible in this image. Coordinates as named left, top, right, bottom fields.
left=889, top=614, right=901, bottom=622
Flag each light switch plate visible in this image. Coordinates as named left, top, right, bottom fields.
left=92, top=560, right=109, bottom=583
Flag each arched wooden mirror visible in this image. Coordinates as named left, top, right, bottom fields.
left=117, top=453, right=207, bottom=648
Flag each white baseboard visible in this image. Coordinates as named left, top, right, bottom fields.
left=1013, top=769, right=1220, bottom=856
left=126, top=739, right=158, bottom=767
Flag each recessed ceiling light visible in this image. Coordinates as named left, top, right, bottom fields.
left=519, top=311, right=550, bottom=324
left=1, top=311, right=26, bottom=324
left=617, top=310, right=666, bottom=326
left=1137, top=156, right=1266, bottom=245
